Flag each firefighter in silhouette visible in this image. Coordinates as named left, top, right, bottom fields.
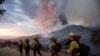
left=67, top=32, right=80, bottom=56
left=18, top=40, right=23, bottom=56
left=24, top=39, right=30, bottom=56
left=32, top=37, right=42, bottom=56
left=49, top=37, right=59, bottom=56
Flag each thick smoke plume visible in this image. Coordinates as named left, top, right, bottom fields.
left=35, top=0, right=100, bottom=30
left=34, top=0, right=68, bottom=31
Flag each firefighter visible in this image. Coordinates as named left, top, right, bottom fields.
left=18, top=40, right=23, bottom=56
left=49, top=37, right=59, bottom=56
left=67, top=32, right=80, bottom=56
left=32, top=37, right=42, bottom=56
left=24, top=39, right=30, bottom=56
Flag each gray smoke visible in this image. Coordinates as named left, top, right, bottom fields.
left=66, top=0, right=100, bottom=30
left=33, top=0, right=68, bottom=30
left=34, top=0, right=100, bottom=30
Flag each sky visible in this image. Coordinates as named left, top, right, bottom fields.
left=0, top=0, right=100, bottom=39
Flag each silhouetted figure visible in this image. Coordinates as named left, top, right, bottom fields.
left=49, top=38, right=59, bottom=56
left=32, top=38, right=42, bottom=56
left=18, top=40, right=23, bottom=56
left=24, top=39, right=30, bottom=56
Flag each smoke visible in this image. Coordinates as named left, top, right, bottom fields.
left=34, top=0, right=100, bottom=30
left=35, top=0, right=56, bottom=23
left=34, top=0, right=68, bottom=31
left=66, top=0, right=100, bottom=29
left=1, top=0, right=100, bottom=37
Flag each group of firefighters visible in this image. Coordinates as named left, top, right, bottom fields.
left=17, top=32, right=90, bottom=56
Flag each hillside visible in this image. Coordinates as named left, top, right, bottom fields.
left=49, top=25, right=100, bottom=55
left=1, top=25, right=99, bottom=56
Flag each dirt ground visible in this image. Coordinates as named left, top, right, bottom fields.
left=0, top=47, right=99, bottom=56
left=0, top=47, right=69, bottom=56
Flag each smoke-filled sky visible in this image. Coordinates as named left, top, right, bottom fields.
left=0, top=0, right=100, bottom=39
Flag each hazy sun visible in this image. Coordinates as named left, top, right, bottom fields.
left=0, top=29, right=20, bottom=36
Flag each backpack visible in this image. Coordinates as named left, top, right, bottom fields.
left=77, top=43, right=90, bottom=56
left=32, top=42, right=42, bottom=50
left=55, top=43, right=62, bottom=52
left=36, top=43, right=42, bottom=50
left=23, top=42, right=30, bottom=49
left=18, top=43, right=23, bottom=48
